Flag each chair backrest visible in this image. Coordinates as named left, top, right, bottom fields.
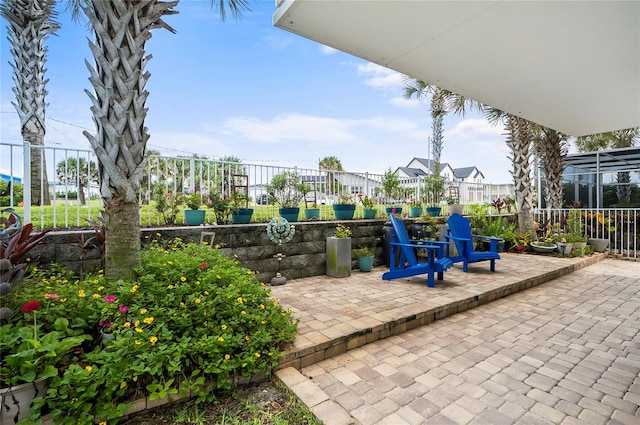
left=389, top=214, right=419, bottom=265
left=447, top=213, right=475, bottom=253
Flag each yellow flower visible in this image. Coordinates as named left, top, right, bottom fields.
left=204, top=291, right=209, bottom=295
left=216, top=275, right=221, bottom=279
left=259, top=304, right=265, bottom=309
left=134, top=320, right=140, bottom=327
left=224, top=354, right=230, bottom=361
left=245, top=335, right=250, bottom=341
left=254, top=353, right=261, bottom=358
left=140, top=308, right=148, bottom=314
left=92, top=293, right=100, bottom=299
left=180, top=302, right=185, bottom=307
left=97, top=286, right=104, bottom=291
left=241, top=310, right=246, bottom=315
left=135, top=340, right=141, bottom=345
left=261, top=320, right=266, bottom=325
left=221, top=324, right=227, bottom=330
left=218, top=336, right=224, bottom=342
left=246, top=270, right=252, bottom=275
left=99, top=422, right=107, bottom=425
left=196, top=281, right=201, bottom=285
left=237, top=297, right=243, bottom=304
left=143, top=317, right=154, bottom=324
left=131, top=285, right=138, bottom=293
left=180, top=276, right=186, bottom=282
left=85, top=366, right=92, bottom=372
left=135, top=328, right=143, bottom=333
left=156, top=232, right=161, bottom=237
left=78, top=290, right=86, bottom=298
left=123, top=322, right=131, bottom=328
left=195, top=299, right=201, bottom=304
left=120, top=381, right=127, bottom=389
left=149, top=336, right=158, bottom=345
left=167, top=261, right=173, bottom=265
left=168, top=285, right=174, bottom=289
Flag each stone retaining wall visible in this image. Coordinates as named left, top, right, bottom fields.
left=30, top=219, right=389, bottom=283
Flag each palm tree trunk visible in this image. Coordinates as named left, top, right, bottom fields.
left=616, top=172, right=631, bottom=204
left=506, top=115, right=535, bottom=235
left=82, top=0, right=177, bottom=281
left=534, top=128, right=567, bottom=209
left=1, top=0, right=58, bottom=207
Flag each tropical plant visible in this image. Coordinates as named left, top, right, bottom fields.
left=423, top=175, right=445, bottom=206
left=1, top=0, right=59, bottom=206
left=59, top=0, right=252, bottom=281
left=152, top=184, right=182, bottom=225
left=206, top=192, right=230, bottom=225
left=267, top=171, right=307, bottom=208
left=381, top=168, right=400, bottom=204
left=183, top=191, right=204, bottom=210
left=0, top=222, right=51, bottom=286
left=359, top=194, right=374, bottom=210
left=532, top=126, right=568, bottom=209
left=319, top=156, right=343, bottom=194
left=56, top=157, right=100, bottom=206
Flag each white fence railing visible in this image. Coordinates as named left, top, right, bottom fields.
left=1, top=142, right=516, bottom=228
left=533, top=208, right=639, bottom=260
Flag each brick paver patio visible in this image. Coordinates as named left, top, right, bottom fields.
left=273, top=254, right=640, bottom=424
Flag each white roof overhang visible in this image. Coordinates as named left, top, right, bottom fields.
left=273, top=0, right=640, bottom=136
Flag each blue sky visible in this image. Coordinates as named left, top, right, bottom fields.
left=1, top=0, right=515, bottom=183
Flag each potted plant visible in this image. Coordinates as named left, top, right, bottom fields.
left=381, top=168, right=401, bottom=215
left=423, top=175, right=445, bottom=216
left=326, top=223, right=352, bottom=277
left=409, top=198, right=423, bottom=218
left=304, top=203, right=320, bottom=220
left=266, top=171, right=307, bottom=223
left=505, top=230, right=532, bottom=252
left=359, top=194, right=376, bottom=219
left=352, top=244, right=375, bottom=272
left=530, top=235, right=557, bottom=253
left=333, top=193, right=356, bottom=220
left=183, top=191, right=205, bottom=225
left=565, top=209, right=587, bottom=249
left=206, top=192, right=230, bottom=225
left=230, top=196, right=253, bottom=224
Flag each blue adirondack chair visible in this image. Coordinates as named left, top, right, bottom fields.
left=446, top=213, right=501, bottom=272
left=382, top=215, right=453, bottom=287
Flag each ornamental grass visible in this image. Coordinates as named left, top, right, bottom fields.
left=1, top=238, right=298, bottom=425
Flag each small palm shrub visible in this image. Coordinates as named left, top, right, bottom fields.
left=4, top=239, right=297, bottom=425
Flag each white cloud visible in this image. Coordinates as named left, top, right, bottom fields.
left=319, top=45, right=337, bottom=55
left=390, top=96, right=420, bottom=108
left=356, top=62, right=404, bottom=90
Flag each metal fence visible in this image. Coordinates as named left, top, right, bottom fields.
left=533, top=208, right=639, bottom=260
left=1, top=142, right=516, bottom=227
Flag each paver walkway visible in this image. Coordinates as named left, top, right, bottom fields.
left=273, top=255, right=640, bottom=424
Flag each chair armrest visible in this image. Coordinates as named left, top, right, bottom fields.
left=445, top=235, right=470, bottom=242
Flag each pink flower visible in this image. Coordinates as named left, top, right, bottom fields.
left=99, top=320, right=112, bottom=328
left=44, top=293, right=59, bottom=300
left=103, top=295, right=116, bottom=303
left=119, top=304, right=129, bottom=313
left=200, top=262, right=207, bottom=269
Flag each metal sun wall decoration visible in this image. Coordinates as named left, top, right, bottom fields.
left=266, top=217, right=295, bottom=285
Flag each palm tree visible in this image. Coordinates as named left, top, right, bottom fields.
left=403, top=79, right=478, bottom=176
left=484, top=107, right=536, bottom=235
left=532, top=126, right=568, bottom=209
left=575, top=128, right=639, bottom=204
left=65, top=0, right=251, bottom=280
left=1, top=0, right=59, bottom=206
left=56, top=157, right=99, bottom=205
left=319, top=156, right=343, bottom=194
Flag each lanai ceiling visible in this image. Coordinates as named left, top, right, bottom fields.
left=273, top=0, right=640, bottom=136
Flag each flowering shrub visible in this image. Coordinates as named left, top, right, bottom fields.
left=4, top=240, right=297, bottom=424
left=183, top=191, right=204, bottom=210
left=359, top=194, right=374, bottom=210
left=334, top=224, right=352, bottom=238
left=206, top=192, right=231, bottom=224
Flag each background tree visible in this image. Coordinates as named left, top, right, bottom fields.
left=532, top=126, right=568, bottom=209
left=575, top=128, right=639, bottom=204
left=56, top=157, right=99, bottom=205
left=67, top=0, right=250, bottom=281
left=1, top=0, right=59, bottom=206
left=319, top=156, right=343, bottom=195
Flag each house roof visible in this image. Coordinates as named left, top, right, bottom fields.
left=397, top=167, right=428, bottom=178
left=273, top=1, right=639, bottom=136
left=453, top=167, right=484, bottom=179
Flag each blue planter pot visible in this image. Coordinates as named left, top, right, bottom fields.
left=410, top=206, right=423, bottom=218
left=232, top=208, right=253, bottom=224
left=363, top=208, right=377, bottom=219
left=333, top=204, right=356, bottom=220
left=304, top=208, right=320, bottom=220
left=385, top=207, right=402, bottom=216
left=356, top=255, right=375, bottom=272
left=425, top=207, right=442, bottom=217
left=279, top=207, right=300, bottom=222
left=184, top=209, right=205, bottom=225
